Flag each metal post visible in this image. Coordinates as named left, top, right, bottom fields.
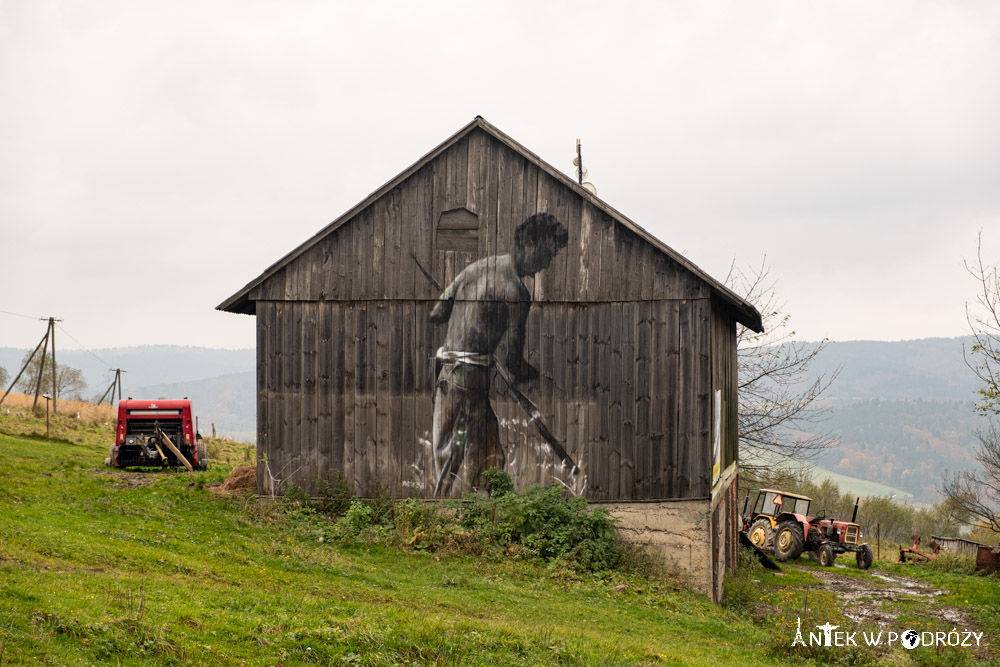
left=42, top=393, right=51, bottom=439
left=576, top=139, right=583, bottom=185
left=49, top=318, right=57, bottom=414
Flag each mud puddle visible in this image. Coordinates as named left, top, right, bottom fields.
left=805, top=567, right=970, bottom=628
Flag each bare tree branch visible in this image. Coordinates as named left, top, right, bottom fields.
left=944, top=231, right=1000, bottom=536
left=727, top=258, right=841, bottom=477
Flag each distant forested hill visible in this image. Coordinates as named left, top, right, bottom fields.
left=815, top=399, right=985, bottom=502
left=0, top=345, right=254, bottom=400
left=129, top=372, right=256, bottom=442
left=795, top=337, right=980, bottom=402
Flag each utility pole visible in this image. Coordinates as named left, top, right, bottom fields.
left=98, top=369, right=126, bottom=406
left=0, top=317, right=61, bottom=412
left=32, top=318, right=59, bottom=413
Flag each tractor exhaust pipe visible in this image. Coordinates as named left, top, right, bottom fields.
left=742, top=492, right=750, bottom=520
left=852, top=497, right=860, bottom=523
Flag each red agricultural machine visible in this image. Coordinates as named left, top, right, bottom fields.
left=742, top=488, right=873, bottom=569
left=106, top=399, right=207, bottom=471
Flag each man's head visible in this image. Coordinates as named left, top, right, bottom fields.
left=513, top=212, right=568, bottom=276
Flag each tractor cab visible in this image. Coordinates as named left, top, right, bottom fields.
left=745, top=488, right=812, bottom=550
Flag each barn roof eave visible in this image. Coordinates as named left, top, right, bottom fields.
left=216, top=116, right=764, bottom=332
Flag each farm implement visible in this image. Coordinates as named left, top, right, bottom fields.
left=106, top=399, right=207, bottom=471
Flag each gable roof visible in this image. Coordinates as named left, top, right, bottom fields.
left=217, top=116, right=763, bottom=332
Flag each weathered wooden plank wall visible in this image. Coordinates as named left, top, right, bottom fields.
left=255, top=298, right=713, bottom=500
left=248, top=126, right=734, bottom=502
left=710, top=299, right=739, bottom=475
left=248, top=131, right=710, bottom=306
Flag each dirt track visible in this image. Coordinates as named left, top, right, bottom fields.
left=804, top=565, right=974, bottom=629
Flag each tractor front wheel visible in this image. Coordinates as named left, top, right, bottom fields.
left=818, top=543, right=836, bottom=567
left=856, top=544, right=874, bottom=570
left=773, top=521, right=805, bottom=561
left=748, top=518, right=774, bottom=550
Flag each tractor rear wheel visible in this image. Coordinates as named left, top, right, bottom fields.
left=773, top=521, right=805, bottom=561
left=818, top=543, right=836, bottom=567
left=748, top=518, right=774, bottom=550
left=856, top=544, right=873, bottom=570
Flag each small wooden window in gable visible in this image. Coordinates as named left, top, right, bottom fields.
left=436, top=208, right=480, bottom=252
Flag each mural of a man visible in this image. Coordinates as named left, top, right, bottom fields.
left=430, top=212, right=569, bottom=497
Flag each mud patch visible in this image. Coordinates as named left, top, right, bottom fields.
left=806, top=568, right=973, bottom=629
left=88, top=468, right=159, bottom=488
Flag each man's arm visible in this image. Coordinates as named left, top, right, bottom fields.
left=430, top=279, right=458, bottom=324
left=506, top=298, right=538, bottom=384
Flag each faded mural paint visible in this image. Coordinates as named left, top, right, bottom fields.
left=426, top=212, right=575, bottom=497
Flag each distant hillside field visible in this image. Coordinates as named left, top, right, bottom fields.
left=804, top=463, right=914, bottom=502
left=813, top=398, right=984, bottom=502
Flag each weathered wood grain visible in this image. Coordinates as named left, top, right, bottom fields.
left=247, top=128, right=741, bottom=502
left=343, top=304, right=359, bottom=495
left=375, top=302, right=393, bottom=494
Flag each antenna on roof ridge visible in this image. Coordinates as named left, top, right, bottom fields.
left=572, top=139, right=597, bottom=195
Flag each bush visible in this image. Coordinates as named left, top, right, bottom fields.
left=322, top=469, right=623, bottom=572
left=333, top=498, right=387, bottom=540
left=481, top=467, right=513, bottom=497
left=313, top=475, right=352, bottom=518
left=455, top=472, right=622, bottom=572
left=925, top=551, right=982, bottom=576
left=393, top=497, right=466, bottom=551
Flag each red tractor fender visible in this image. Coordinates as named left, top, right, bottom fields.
left=775, top=512, right=812, bottom=541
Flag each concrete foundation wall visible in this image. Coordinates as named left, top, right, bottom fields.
left=597, top=463, right=740, bottom=602
left=598, top=498, right=713, bottom=595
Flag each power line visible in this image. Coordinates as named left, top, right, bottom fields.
left=55, top=323, right=114, bottom=370
left=3, top=312, right=119, bottom=375
left=0, top=308, right=41, bottom=321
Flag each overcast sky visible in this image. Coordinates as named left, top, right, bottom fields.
left=2, top=1, right=998, bottom=358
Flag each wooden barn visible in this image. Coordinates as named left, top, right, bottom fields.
left=218, top=117, right=762, bottom=600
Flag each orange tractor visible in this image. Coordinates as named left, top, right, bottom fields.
left=743, top=488, right=873, bottom=569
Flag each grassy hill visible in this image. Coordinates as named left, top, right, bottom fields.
left=2, top=395, right=998, bottom=665
left=0, top=396, right=775, bottom=665
left=804, top=463, right=914, bottom=502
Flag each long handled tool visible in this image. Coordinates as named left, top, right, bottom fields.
left=411, top=253, right=578, bottom=476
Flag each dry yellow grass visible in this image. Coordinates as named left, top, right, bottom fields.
left=0, top=391, right=116, bottom=423
left=0, top=392, right=117, bottom=445
left=0, top=391, right=254, bottom=462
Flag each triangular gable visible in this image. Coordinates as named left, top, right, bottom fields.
left=217, top=116, right=763, bottom=332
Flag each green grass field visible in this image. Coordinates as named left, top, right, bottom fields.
left=804, top=464, right=914, bottom=501
left=0, top=401, right=997, bottom=665
left=0, top=431, right=782, bottom=665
